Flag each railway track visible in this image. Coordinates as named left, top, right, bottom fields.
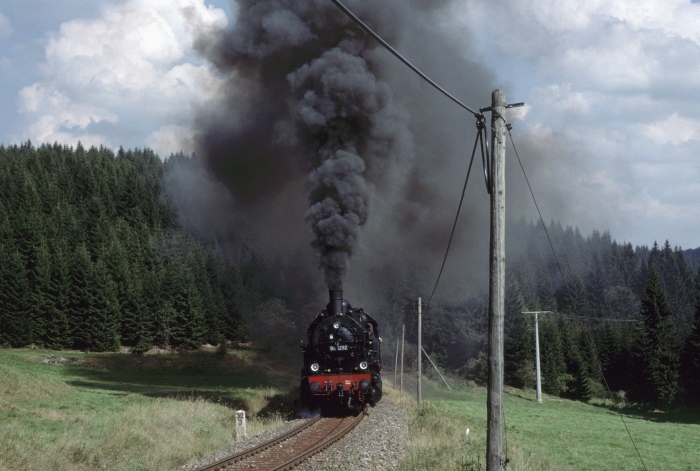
left=195, top=410, right=367, bottom=471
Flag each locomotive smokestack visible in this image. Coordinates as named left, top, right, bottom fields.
left=329, top=289, right=343, bottom=316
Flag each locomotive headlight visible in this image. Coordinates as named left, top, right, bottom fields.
left=333, top=321, right=340, bottom=329
left=359, top=361, right=368, bottom=370
left=310, top=363, right=320, bottom=372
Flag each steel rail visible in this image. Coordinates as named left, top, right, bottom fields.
left=194, top=411, right=366, bottom=471
left=194, top=415, right=322, bottom=471
left=271, top=411, right=366, bottom=470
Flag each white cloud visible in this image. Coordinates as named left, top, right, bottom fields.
left=0, top=11, right=13, bottom=40
left=453, top=0, right=700, bottom=247
left=529, top=0, right=598, bottom=33
left=558, top=33, right=658, bottom=92
left=45, top=12, right=182, bottom=95
left=145, top=124, right=197, bottom=158
left=19, top=82, right=118, bottom=145
left=641, top=113, right=700, bottom=145
left=17, top=0, right=227, bottom=155
left=531, top=84, right=594, bottom=114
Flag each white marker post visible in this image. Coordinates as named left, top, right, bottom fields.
left=235, top=410, right=247, bottom=440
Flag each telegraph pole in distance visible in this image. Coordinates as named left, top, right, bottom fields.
left=522, top=311, right=552, bottom=403
left=418, top=297, right=422, bottom=407
left=486, top=90, right=506, bottom=471
left=400, top=324, right=405, bottom=394
left=394, top=341, right=399, bottom=388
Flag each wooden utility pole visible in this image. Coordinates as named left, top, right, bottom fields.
left=487, top=89, right=507, bottom=471
left=417, top=297, right=422, bottom=407
left=534, top=312, right=542, bottom=404
left=400, top=324, right=405, bottom=394
left=394, top=341, right=399, bottom=387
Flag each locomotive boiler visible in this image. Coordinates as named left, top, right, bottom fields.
left=300, top=289, right=382, bottom=412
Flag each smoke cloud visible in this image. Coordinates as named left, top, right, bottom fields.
left=181, top=0, right=501, bottom=305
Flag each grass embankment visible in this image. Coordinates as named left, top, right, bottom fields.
left=5, top=348, right=700, bottom=471
left=392, top=373, right=700, bottom=471
left=0, top=348, right=299, bottom=471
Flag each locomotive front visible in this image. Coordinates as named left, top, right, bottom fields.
left=301, top=289, right=382, bottom=411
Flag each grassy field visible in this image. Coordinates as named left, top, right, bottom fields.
left=3, top=348, right=700, bottom=470
left=393, top=373, right=700, bottom=471
left=0, top=347, right=300, bottom=471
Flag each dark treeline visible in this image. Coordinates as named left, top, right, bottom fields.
left=0, top=142, right=254, bottom=351
left=389, top=221, right=700, bottom=408
left=503, top=222, right=700, bottom=407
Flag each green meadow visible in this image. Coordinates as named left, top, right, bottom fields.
left=396, top=375, right=700, bottom=471
left=0, top=348, right=299, bottom=471
left=2, top=348, right=700, bottom=470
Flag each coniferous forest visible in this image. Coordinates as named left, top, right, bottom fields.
left=0, top=142, right=249, bottom=352
left=410, top=223, right=700, bottom=408
left=2, top=141, right=700, bottom=408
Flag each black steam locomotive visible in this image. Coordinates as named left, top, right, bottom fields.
left=300, top=289, right=382, bottom=412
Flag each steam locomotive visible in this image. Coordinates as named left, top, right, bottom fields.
left=300, top=289, right=382, bottom=412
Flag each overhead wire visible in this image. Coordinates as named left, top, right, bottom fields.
left=537, top=311, right=639, bottom=322
left=427, top=117, right=487, bottom=306
left=329, top=0, right=480, bottom=117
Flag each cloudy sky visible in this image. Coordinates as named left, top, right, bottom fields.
left=1, top=0, right=699, bottom=250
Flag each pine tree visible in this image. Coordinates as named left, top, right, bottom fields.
left=159, top=258, right=205, bottom=350
left=0, top=248, right=32, bottom=346
left=67, top=244, right=92, bottom=350
left=628, top=268, right=680, bottom=408
left=504, top=277, right=535, bottom=389
left=539, top=317, right=566, bottom=396
left=83, top=260, right=120, bottom=351
left=596, top=322, right=631, bottom=392
left=44, top=240, right=73, bottom=349
left=681, top=269, right=700, bottom=405
left=559, top=320, right=593, bottom=402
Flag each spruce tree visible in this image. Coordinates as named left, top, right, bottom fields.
left=67, top=244, right=92, bottom=350
left=629, top=268, right=680, bottom=408
left=596, top=322, right=631, bottom=392
left=540, top=317, right=566, bottom=396
left=504, top=279, right=536, bottom=389
left=681, top=269, right=700, bottom=405
left=0, top=248, right=32, bottom=346
left=559, top=319, right=592, bottom=402
left=45, top=240, right=73, bottom=349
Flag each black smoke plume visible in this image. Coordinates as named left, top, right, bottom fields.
left=185, top=0, right=503, bottom=306
left=194, top=0, right=419, bottom=289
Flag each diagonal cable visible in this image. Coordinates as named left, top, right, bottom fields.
left=330, top=0, right=479, bottom=117
left=427, top=120, right=484, bottom=305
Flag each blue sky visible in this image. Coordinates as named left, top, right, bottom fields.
left=1, top=0, right=699, bottom=250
